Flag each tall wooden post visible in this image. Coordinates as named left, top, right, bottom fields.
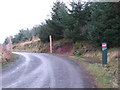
left=8, top=37, right=12, bottom=53
left=49, top=35, right=52, bottom=53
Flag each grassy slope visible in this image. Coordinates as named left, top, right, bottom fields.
left=70, top=56, right=118, bottom=88
left=72, top=41, right=119, bottom=88
left=13, top=41, right=50, bottom=53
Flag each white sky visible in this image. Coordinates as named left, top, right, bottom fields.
left=0, top=0, right=58, bottom=44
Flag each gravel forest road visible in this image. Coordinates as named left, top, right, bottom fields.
left=2, top=52, right=96, bottom=88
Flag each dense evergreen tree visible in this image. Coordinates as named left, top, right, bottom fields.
left=11, top=29, right=32, bottom=43
left=85, top=2, right=120, bottom=47
left=64, top=2, right=91, bottom=42
left=46, top=1, right=68, bottom=40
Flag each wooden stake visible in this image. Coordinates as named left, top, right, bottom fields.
left=8, top=37, right=12, bottom=53
left=49, top=35, right=52, bottom=53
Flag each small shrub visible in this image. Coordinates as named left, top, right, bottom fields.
left=75, top=49, right=86, bottom=57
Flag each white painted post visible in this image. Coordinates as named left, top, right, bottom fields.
left=49, top=35, right=52, bottom=53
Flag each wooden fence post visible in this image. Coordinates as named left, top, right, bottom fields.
left=8, top=37, right=12, bottom=53
left=49, top=35, right=52, bottom=53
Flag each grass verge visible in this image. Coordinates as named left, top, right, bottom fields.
left=69, top=56, right=118, bottom=88
left=1, top=54, right=19, bottom=69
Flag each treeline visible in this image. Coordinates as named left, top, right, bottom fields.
left=4, top=1, right=120, bottom=47
left=4, top=26, right=40, bottom=44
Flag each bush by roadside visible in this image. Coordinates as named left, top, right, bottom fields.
left=0, top=44, right=19, bottom=69
left=1, top=54, right=19, bottom=69
left=0, top=44, right=12, bottom=62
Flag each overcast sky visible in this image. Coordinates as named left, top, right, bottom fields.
left=0, top=0, right=63, bottom=44
left=0, top=0, right=118, bottom=44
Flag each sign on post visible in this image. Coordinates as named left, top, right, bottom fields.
left=102, top=42, right=107, bottom=65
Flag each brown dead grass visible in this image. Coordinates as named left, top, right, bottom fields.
left=0, top=44, right=12, bottom=62
left=14, top=36, right=40, bottom=46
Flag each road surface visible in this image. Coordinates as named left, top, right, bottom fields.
left=2, top=52, right=96, bottom=88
